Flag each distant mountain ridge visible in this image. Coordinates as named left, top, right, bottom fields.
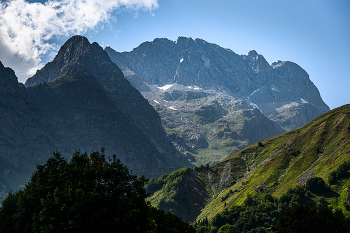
left=105, top=37, right=329, bottom=164
left=105, top=37, right=329, bottom=119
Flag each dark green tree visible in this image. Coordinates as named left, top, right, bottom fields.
left=0, top=150, right=195, bottom=233
left=305, top=177, right=327, bottom=193
left=328, top=160, right=350, bottom=184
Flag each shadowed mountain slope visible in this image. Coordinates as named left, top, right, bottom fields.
left=26, top=72, right=174, bottom=178
left=26, top=36, right=183, bottom=163
left=0, top=61, right=54, bottom=194
left=0, top=36, right=193, bottom=199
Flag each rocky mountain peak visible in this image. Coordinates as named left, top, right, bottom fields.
left=271, top=60, right=308, bottom=78
left=55, top=35, right=91, bottom=62
left=270, top=61, right=312, bottom=92
left=25, top=35, right=121, bottom=87
left=248, top=50, right=258, bottom=56
left=0, top=61, right=17, bottom=81
left=175, top=36, right=195, bottom=48
left=151, top=37, right=172, bottom=45
left=194, top=38, right=207, bottom=44
left=243, top=50, right=272, bottom=73
left=52, top=35, right=112, bottom=70
left=176, top=36, right=190, bottom=44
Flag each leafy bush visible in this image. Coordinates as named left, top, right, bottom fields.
left=290, top=149, right=301, bottom=157
left=279, top=186, right=306, bottom=204
left=328, top=160, right=350, bottom=184
left=305, top=177, right=328, bottom=193
left=263, top=194, right=275, bottom=203
left=221, top=190, right=234, bottom=202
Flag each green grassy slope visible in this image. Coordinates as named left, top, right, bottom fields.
left=146, top=104, right=350, bottom=222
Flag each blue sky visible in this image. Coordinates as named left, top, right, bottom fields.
left=0, top=0, right=349, bottom=109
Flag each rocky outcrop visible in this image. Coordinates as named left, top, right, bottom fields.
left=219, top=164, right=233, bottom=191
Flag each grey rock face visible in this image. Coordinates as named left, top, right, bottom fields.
left=106, top=37, right=328, bottom=118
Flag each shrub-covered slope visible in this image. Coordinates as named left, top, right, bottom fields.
left=146, top=104, right=350, bottom=222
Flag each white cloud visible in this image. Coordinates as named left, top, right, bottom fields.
left=0, top=0, right=158, bottom=82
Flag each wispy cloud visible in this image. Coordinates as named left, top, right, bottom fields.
left=0, top=0, right=158, bottom=82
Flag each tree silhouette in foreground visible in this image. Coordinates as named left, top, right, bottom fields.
left=0, top=150, right=195, bottom=233
left=271, top=202, right=350, bottom=233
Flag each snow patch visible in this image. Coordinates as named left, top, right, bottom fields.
left=249, top=102, right=260, bottom=109
left=153, top=100, right=159, bottom=104
left=168, top=106, right=177, bottom=110
left=154, top=84, right=174, bottom=91
left=300, top=97, right=308, bottom=104
left=246, top=88, right=262, bottom=113
left=248, top=88, right=260, bottom=98
left=187, top=85, right=202, bottom=90
left=180, top=58, right=184, bottom=63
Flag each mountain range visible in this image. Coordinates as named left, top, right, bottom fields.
left=0, top=35, right=330, bottom=203
left=105, top=37, right=329, bottom=164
